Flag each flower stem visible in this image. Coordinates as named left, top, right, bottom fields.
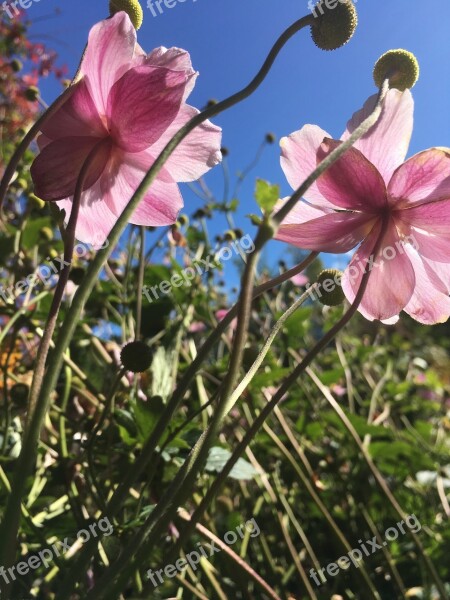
left=166, top=216, right=391, bottom=566
left=272, top=79, right=390, bottom=227
left=0, top=139, right=108, bottom=582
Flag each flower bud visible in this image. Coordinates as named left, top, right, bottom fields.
left=10, top=383, right=29, bottom=406
left=30, top=194, right=45, bottom=209
left=310, top=0, right=358, bottom=51
left=10, top=59, right=23, bottom=72
left=316, top=269, right=345, bottom=306
left=120, top=341, right=153, bottom=373
left=69, top=267, right=85, bottom=286
left=178, top=214, right=189, bottom=227
left=109, top=0, right=143, bottom=29
left=224, top=229, right=236, bottom=241
left=24, top=86, right=39, bottom=101
left=373, top=49, right=419, bottom=91
left=39, top=227, right=53, bottom=241
left=16, top=178, right=28, bottom=190
left=265, top=132, right=276, bottom=144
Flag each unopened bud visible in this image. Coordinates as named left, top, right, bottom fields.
left=373, top=49, right=419, bottom=91
left=316, top=269, right=345, bottom=306
left=24, top=86, right=39, bottom=101
left=311, top=0, right=358, bottom=51
left=10, top=59, right=23, bottom=72
left=120, top=341, right=153, bottom=373
left=109, top=0, right=143, bottom=29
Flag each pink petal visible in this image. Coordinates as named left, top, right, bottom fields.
left=316, top=139, right=388, bottom=211
left=41, top=79, right=106, bottom=140
left=394, top=199, right=450, bottom=262
left=274, top=197, right=331, bottom=224
left=107, top=66, right=188, bottom=152
left=274, top=198, right=377, bottom=253
left=290, top=273, right=309, bottom=286
left=36, top=133, right=53, bottom=150
left=342, top=219, right=416, bottom=321
left=31, top=137, right=111, bottom=201
left=100, top=150, right=183, bottom=226
left=137, top=46, right=198, bottom=101
left=422, top=257, right=450, bottom=292
left=403, top=247, right=450, bottom=324
left=280, top=125, right=335, bottom=208
left=148, top=104, right=222, bottom=182
left=388, top=149, right=450, bottom=206
left=56, top=181, right=119, bottom=248
left=341, top=89, right=413, bottom=184
left=81, top=12, right=137, bottom=115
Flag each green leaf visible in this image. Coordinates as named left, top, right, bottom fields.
left=205, top=447, right=260, bottom=481
left=151, top=347, right=175, bottom=401
left=22, top=217, right=54, bottom=250
left=254, top=179, right=280, bottom=214
left=133, top=396, right=165, bottom=443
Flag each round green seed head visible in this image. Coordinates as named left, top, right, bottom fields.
left=224, top=229, right=237, bottom=241
left=39, top=227, right=54, bottom=241
left=11, top=59, right=23, bottom=72
left=316, top=269, right=345, bottom=306
left=69, top=267, right=85, bottom=286
left=10, top=383, right=29, bottom=406
left=109, top=0, right=143, bottom=29
left=120, top=341, right=153, bottom=373
left=24, top=86, right=39, bottom=101
left=311, top=0, right=358, bottom=51
left=373, top=49, right=419, bottom=91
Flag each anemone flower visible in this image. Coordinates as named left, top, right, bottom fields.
left=274, top=89, right=450, bottom=324
left=31, top=12, right=222, bottom=246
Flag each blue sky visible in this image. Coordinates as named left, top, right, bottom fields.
left=16, top=0, right=450, bottom=274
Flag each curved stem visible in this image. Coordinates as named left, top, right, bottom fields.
left=164, top=216, right=391, bottom=571
left=272, top=78, right=390, bottom=227
left=0, top=139, right=108, bottom=578
left=31, top=18, right=316, bottom=556
left=223, top=285, right=315, bottom=414
left=56, top=254, right=317, bottom=599
left=82, top=208, right=388, bottom=600
left=61, top=81, right=392, bottom=600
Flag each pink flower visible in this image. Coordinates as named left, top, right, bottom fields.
left=31, top=12, right=222, bottom=245
left=215, top=308, right=238, bottom=331
left=275, top=90, right=450, bottom=324
left=290, top=273, right=309, bottom=287
left=189, top=321, right=207, bottom=333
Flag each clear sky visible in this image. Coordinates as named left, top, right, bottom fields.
left=16, top=0, right=450, bottom=272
